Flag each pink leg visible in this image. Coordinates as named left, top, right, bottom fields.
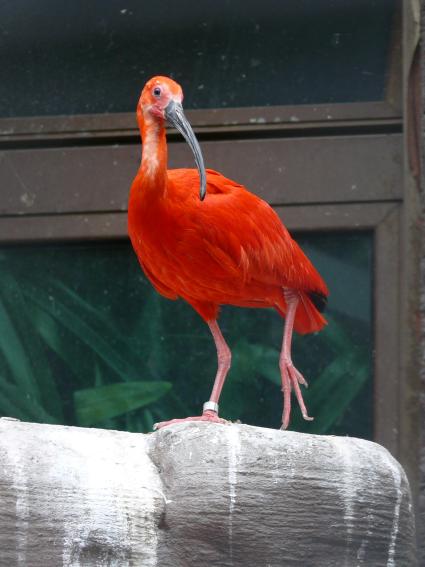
left=207, top=320, right=232, bottom=404
left=280, top=291, right=314, bottom=430
left=153, top=320, right=231, bottom=430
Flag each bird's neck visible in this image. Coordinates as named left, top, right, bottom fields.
left=139, top=115, right=168, bottom=198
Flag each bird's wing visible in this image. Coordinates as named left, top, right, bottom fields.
left=167, top=168, right=328, bottom=298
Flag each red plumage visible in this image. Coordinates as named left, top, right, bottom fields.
left=130, top=167, right=327, bottom=333
left=128, top=76, right=329, bottom=430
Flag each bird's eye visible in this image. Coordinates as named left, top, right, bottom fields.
left=153, top=87, right=162, bottom=98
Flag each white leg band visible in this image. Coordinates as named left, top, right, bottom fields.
left=203, top=401, right=219, bottom=413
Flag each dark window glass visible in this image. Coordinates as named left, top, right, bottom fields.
left=0, top=232, right=372, bottom=438
left=0, top=0, right=396, bottom=117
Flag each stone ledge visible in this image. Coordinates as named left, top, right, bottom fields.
left=0, top=418, right=417, bottom=566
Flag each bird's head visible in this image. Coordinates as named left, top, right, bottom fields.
left=138, top=76, right=206, bottom=200
left=139, top=76, right=183, bottom=120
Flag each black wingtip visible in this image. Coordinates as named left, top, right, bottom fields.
left=308, top=291, right=328, bottom=313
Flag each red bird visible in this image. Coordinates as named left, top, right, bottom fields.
left=128, top=76, right=329, bottom=430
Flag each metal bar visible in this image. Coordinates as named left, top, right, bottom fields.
left=0, top=213, right=128, bottom=244
left=0, top=134, right=403, bottom=217
left=373, top=206, right=401, bottom=456
left=0, top=101, right=401, bottom=141
left=398, top=0, right=421, bottom=508
left=0, top=203, right=398, bottom=244
left=278, top=203, right=399, bottom=232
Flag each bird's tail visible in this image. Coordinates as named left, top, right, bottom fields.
left=295, top=292, right=327, bottom=334
left=276, top=290, right=327, bottom=335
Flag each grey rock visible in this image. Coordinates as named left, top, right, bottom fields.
left=0, top=420, right=417, bottom=566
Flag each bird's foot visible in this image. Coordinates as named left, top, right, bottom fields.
left=280, top=361, right=314, bottom=430
left=153, top=410, right=229, bottom=430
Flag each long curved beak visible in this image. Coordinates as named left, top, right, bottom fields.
left=164, top=100, right=207, bottom=201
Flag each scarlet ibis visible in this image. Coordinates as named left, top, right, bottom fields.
left=128, top=76, right=328, bottom=430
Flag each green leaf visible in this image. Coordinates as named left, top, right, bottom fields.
left=74, top=381, right=172, bottom=426
left=320, top=314, right=353, bottom=353
left=49, top=278, right=146, bottom=371
left=254, top=345, right=281, bottom=385
left=290, top=352, right=369, bottom=434
left=142, top=408, right=155, bottom=431
left=232, top=340, right=280, bottom=385
left=303, top=351, right=358, bottom=412
left=136, top=291, right=169, bottom=379
left=311, top=364, right=369, bottom=434
left=0, top=271, right=64, bottom=420
left=21, top=281, right=142, bottom=382
left=0, top=378, right=57, bottom=423
left=27, top=302, right=97, bottom=390
left=0, top=391, right=29, bottom=421
left=0, top=296, right=41, bottom=402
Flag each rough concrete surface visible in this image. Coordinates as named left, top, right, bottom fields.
left=0, top=418, right=417, bottom=566
left=419, top=1, right=425, bottom=562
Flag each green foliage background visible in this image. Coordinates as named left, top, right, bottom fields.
left=0, top=232, right=373, bottom=437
